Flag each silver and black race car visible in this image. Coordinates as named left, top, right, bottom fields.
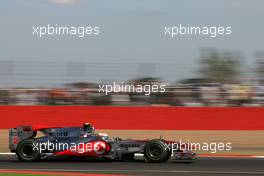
left=9, top=123, right=196, bottom=162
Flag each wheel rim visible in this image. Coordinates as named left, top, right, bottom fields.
left=149, top=144, right=163, bottom=159
left=22, top=144, right=35, bottom=158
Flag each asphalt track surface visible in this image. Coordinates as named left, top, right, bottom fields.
left=0, top=155, right=264, bottom=176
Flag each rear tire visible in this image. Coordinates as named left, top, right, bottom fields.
left=16, top=139, right=40, bottom=162
left=144, top=139, right=169, bottom=163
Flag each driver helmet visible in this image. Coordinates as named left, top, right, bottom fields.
left=83, top=122, right=94, bottom=133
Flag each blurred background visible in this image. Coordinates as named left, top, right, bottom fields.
left=1, top=49, right=264, bottom=106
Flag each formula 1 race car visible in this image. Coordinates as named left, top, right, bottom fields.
left=9, top=123, right=196, bottom=162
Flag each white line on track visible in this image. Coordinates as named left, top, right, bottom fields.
left=0, top=153, right=15, bottom=155
left=0, top=169, right=264, bottom=175
left=254, top=156, right=264, bottom=158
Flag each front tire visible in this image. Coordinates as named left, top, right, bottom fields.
left=144, top=139, right=169, bottom=163
left=16, top=139, right=40, bottom=162
left=163, top=148, right=172, bottom=162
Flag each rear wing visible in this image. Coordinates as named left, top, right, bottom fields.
left=9, top=126, right=36, bottom=152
